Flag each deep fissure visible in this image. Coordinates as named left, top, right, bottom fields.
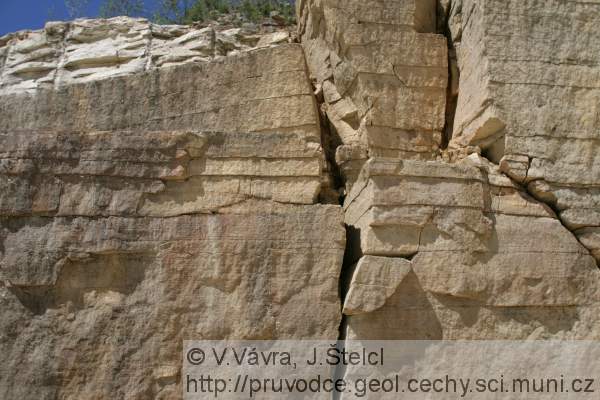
left=437, top=0, right=459, bottom=149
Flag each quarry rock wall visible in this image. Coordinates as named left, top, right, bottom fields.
left=1, top=1, right=600, bottom=398
left=0, top=22, right=344, bottom=399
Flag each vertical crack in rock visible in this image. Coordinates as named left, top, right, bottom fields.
left=336, top=230, right=356, bottom=342
left=301, top=0, right=600, bottom=348
left=312, top=69, right=346, bottom=205
left=437, top=0, right=459, bottom=149
left=298, top=0, right=448, bottom=193
left=298, top=0, right=451, bottom=362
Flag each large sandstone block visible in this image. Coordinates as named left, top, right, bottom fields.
left=447, top=0, right=600, bottom=261
left=342, top=255, right=412, bottom=315
left=0, top=206, right=345, bottom=398
left=344, top=158, right=490, bottom=259
left=0, top=21, right=345, bottom=399
left=343, top=157, right=600, bottom=340
left=0, top=38, right=329, bottom=239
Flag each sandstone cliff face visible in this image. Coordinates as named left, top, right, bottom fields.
left=445, top=0, right=600, bottom=265
left=2, top=0, right=600, bottom=398
left=297, top=0, right=600, bottom=341
left=0, top=20, right=345, bottom=399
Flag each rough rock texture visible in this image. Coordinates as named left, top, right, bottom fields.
left=342, top=256, right=412, bottom=316
left=287, top=0, right=600, bottom=342
left=343, top=156, right=600, bottom=340
left=0, top=16, right=294, bottom=95
left=297, top=0, right=448, bottom=191
left=0, top=34, right=346, bottom=399
left=2, top=0, right=600, bottom=397
left=446, top=0, right=600, bottom=263
left=2, top=209, right=344, bottom=398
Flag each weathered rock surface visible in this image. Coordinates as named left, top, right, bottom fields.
left=297, top=0, right=448, bottom=191
left=2, top=0, right=600, bottom=397
left=0, top=16, right=294, bottom=95
left=447, top=0, right=600, bottom=263
left=343, top=156, right=600, bottom=340
left=1, top=208, right=345, bottom=398
left=0, top=34, right=345, bottom=399
left=0, top=41, right=320, bottom=138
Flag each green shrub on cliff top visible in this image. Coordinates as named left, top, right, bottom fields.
left=99, top=0, right=145, bottom=18
left=154, top=0, right=295, bottom=25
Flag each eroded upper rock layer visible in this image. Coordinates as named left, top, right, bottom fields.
left=0, top=16, right=294, bottom=95
left=447, top=0, right=600, bottom=262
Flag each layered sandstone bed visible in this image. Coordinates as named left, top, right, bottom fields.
left=0, top=24, right=344, bottom=399
left=0, top=16, right=293, bottom=94
left=296, top=0, right=600, bottom=341
left=1, top=0, right=600, bottom=398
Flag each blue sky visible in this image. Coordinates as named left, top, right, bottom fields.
left=0, top=0, right=160, bottom=35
